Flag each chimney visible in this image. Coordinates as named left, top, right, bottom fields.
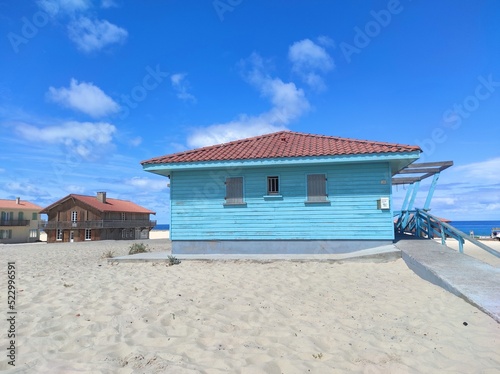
left=97, top=192, right=107, bottom=203
left=16, top=197, right=20, bottom=205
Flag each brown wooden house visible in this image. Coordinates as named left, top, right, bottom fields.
left=40, top=192, right=156, bottom=243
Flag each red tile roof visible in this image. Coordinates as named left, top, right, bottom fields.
left=0, top=199, right=43, bottom=210
left=41, top=194, right=155, bottom=214
left=142, top=131, right=421, bottom=165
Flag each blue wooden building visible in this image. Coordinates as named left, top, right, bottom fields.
left=142, top=131, right=421, bottom=254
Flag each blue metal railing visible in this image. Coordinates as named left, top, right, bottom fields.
left=394, top=208, right=500, bottom=258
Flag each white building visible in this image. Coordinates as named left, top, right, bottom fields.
left=0, top=198, right=43, bottom=243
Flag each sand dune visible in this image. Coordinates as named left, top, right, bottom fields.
left=0, top=239, right=498, bottom=373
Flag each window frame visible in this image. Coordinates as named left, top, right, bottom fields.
left=56, top=229, right=63, bottom=241
left=266, top=176, right=280, bottom=195
left=306, top=173, right=329, bottom=203
left=85, top=229, right=92, bottom=241
left=71, top=211, right=78, bottom=223
left=224, top=176, right=246, bottom=206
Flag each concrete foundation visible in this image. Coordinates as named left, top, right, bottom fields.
left=172, top=239, right=393, bottom=255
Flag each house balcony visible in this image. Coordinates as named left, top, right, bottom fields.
left=39, top=220, right=157, bottom=230
left=0, top=219, right=30, bottom=226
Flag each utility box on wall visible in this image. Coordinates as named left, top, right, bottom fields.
left=378, top=197, right=390, bottom=210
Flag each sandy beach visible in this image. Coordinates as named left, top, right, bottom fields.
left=438, top=238, right=500, bottom=268
left=0, top=239, right=499, bottom=373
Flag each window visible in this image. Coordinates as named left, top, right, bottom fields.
left=85, top=229, right=92, bottom=240
left=56, top=229, right=63, bottom=241
left=32, top=212, right=37, bottom=220
left=71, top=211, right=78, bottom=222
left=267, top=176, right=280, bottom=195
left=121, top=213, right=126, bottom=221
left=0, top=230, right=12, bottom=239
left=307, top=174, right=328, bottom=202
left=29, top=229, right=38, bottom=238
left=18, top=212, right=24, bottom=221
left=225, top=177, right=245, bottom=205
left=122, top=229, right=133, bottom=239
left=1, top=212, right=13, bottom=222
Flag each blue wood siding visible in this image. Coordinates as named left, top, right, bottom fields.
left=170, top=162, right=393, bottom=240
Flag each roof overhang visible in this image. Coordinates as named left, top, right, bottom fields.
left=143, top=151, right=421, bottom=177
left=391, top=161, right=453, bottom=185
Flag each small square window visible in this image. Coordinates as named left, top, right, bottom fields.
left=267, top=176, right=279, bottom=195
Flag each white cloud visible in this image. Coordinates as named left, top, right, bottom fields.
left=65, top=184, right=86, bottom=194
left=317, top=35, right=335, bottom=48
left=37, top=0, right=92, bottom=17
left=288, top=38, right=334, bottom=90
left=454, top=157, right=500, bottom=184
left=14, top=121, right=116, bottom=160
left=47, top=78, right=120, bottom=118
left=101, top=0, right=118, bottom=8
left=68, top=17, right=128, bottom=53
left=129, top=136, right=142, bottom=147
left=15, top=121, right=115, bottom=144
left=170, top=73, right=196, bottom=103
left=187, top=53, right=309, bottom=148
left=126, top=177, right=168, bottom=192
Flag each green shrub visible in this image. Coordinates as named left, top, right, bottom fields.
left=168, top=255, right=181, bottom=266
left=102, top=250, right=114, bottom=259
left=129, top=243, right=150, bottom=255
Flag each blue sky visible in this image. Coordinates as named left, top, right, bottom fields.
left=1, top=0, right=499, bottom=223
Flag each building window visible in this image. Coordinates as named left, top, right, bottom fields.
left=32, top=212, right=37, bottom=220
left=56, top=229, right=63, bottom=241
left=121, top=213, right=126, bottom=221
left=71, top=211, right=78, bottom=222
left=29, top=229, right=38, bottom=238
left=0, top=230, right=12, bottom=239
left=122, top=229, right=133, bottom=239
left=85, top=229, right=92, bottom=240
left=19, top=212, right=24, bottom=221
left=307, top=174, right=328, bottom=202
left=225, top=177, right=245, bottom=205
left=267, top=176, right=280, bottom=195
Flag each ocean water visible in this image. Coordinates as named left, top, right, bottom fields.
left=449, top=221, right=500, bottom=236
left=152, top=224, right=170, bottom=231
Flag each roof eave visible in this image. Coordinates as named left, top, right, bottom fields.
left=143, top=151, right=421, bottom=175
